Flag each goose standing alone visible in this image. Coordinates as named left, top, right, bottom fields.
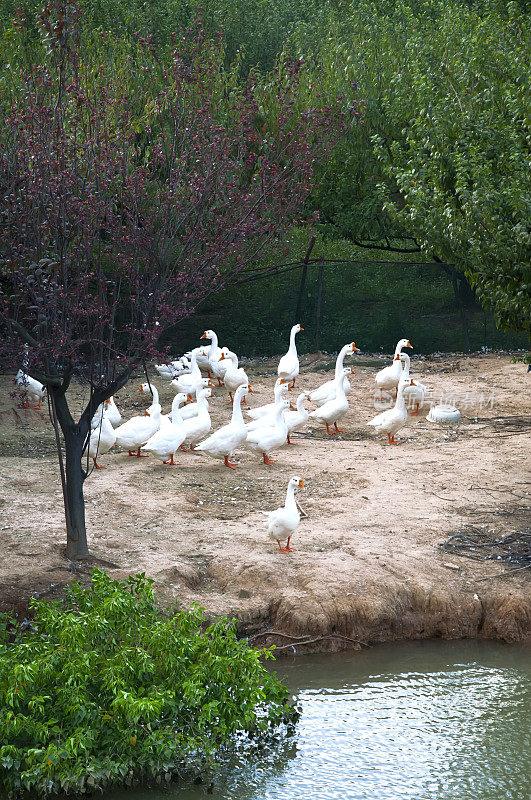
left=194, top=384, right=248, bottom=469
left=368, top=354, right=409, bottom=444
left=277, top=323, right=303, bottom=390
left=375, top=339, right=413, bottom=396
left=265, top=476, right=304, bottom=553
left=309, top=367, right=353, bottom=435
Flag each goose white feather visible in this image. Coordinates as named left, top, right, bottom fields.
left=309, top=342, right=360, bottom=406
left=194, top=384, right=248, bottom=468
left=309, top=367, right=352, bottom=435
left=245, top=399, right=289, bottom=465
left=16, top=370, right=46, bottom=409
left=375, top=338, right=413, bottom=392
left=277, top=324, right=303, bottom=388
left=265, top=476, right=304, bottom=552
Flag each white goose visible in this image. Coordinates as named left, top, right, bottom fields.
left=173, top=351, right=204, bottom=400
left=114, top=385, right=162, bottom=457
left=141, top=393, right=187, bottom=465
left=246, top=385, right=290, bottom=432
left=375, top=338, right=413, bottom=396
left=159, top=391, right=187, bottom=430
left=181, top=388, right=212, bottom=450
left=284, top=392, right=310, bottom=444
left=16, top=370, right=46, bottom=409
left=91, top=396, right=121, bottom=429
left=401, top=354, right=427, bottom=415
left=219, top=351, right=251, bottom=402
left=278, top=323, right=303, bottom=390
left=155, top=356, right=190, bottom=380
left=309, top=342, right=360, bottom=406
left=195, top=384, right=248, bottom=469
left=368, top=354, right=409, bottom=444
left=309, top=367, right=352, bottom=435
left=245, top=399, right=290, bottom=465
left=170, top=378, right=211, bottom=420
left=265, top=476, right=304, bottom=553
left=246, top=378, right=289, bottom=420
left=199, top=329, right=222, bottom=377
left=87, top=409, right=117, bottom=469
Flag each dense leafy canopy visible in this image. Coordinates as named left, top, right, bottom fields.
left=0, top=571, right=293, bottom=796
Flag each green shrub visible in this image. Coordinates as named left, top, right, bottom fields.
left=0, top=571, right=293, bottom=796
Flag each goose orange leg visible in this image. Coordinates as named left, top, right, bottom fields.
left=224, top=455, right=238, bottom=469
left=325, top=423, right=335, bottom=435
left=93, top=458, right=106, bottom=470
left=286, top=434, right=294, bottom=445
left=277, top=536, right=296, bottom=553
left=262, top=453, right=276, bottom=465
left=334, top=422, right=345, bottom=433
left=410, top=403, right=419, bottom=416
left=33, top=400, right=42, bottom=409
left=129, top=446, right=148, bottom=457
left=163, top=454, right=181, bottom=465
left=387, top=433, right=399, bottom=445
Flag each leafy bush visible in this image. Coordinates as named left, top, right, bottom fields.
left=0, top=571, right=293, bottom=796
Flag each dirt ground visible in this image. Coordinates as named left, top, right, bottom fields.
left=0, top=351, right=530, bottom=651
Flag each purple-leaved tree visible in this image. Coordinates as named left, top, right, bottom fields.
left=0, top=0, right=345, bottom=559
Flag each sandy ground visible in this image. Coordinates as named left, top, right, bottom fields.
left=0, top=351, right=530, bottom=650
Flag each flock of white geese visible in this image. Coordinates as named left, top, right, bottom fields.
left=17, top=326, right=460, bottom=552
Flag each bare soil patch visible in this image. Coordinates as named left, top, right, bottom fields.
left=0, top=352, right=529, bottom=650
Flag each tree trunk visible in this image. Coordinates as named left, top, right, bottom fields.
left=63, top=430, right=90, bottom=560
left=49, top=386, right=90, bottom=561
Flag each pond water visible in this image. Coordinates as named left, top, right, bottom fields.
left=108, top=640, right=530, bottom=800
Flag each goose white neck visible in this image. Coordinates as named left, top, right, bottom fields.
left=288, top=326, right=299, bottom=354
left=171, top=394, right=185, bottom=423
left=149, top=385, right=159, bottom=405
left=394, top=341, right=407, bottom=357
left=208, top=332, right=219, bottom=355
left=335, top=345, right=350, bottom=377
left=285, top=481, right=297, bottom=510
left=231, top=391, right=245, bottom=426
left=394, top=382, right=407, bottom=411
left=296, top=393, right=307, bottom=412
left=334, top=371, right=348, bottom=401
left=274, top=381, right=288, bottom=402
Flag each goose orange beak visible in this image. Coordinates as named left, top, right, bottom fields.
left=299, top=325, right=304, bottom=330
left=200, top=332, right=207, bottom=339
left=248, top=386, right=254, bottom=393
left=351, top=342, right=360, bottom=352
left=298, top=479, right=304, bottom=488
left=145, top=410, right=150, bottom=416
left=406, top=340, right=413, bottom=348
left=105, top=399, right=111, bottom=404
left=394, top=354, right=400, bottom=361
left=220, top=353, right=225, bottom=361
left=137, top=385, right=143, bottom=392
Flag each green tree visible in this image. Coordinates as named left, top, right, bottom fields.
left=0, top=571, right=294, bottom=796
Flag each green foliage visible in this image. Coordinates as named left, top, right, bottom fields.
left=373, top=0, right=531, bottom=333
left=0, top=571, right=292, bottom=796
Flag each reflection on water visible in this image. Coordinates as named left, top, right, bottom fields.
left=106, top=640, right=531, bottom=800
